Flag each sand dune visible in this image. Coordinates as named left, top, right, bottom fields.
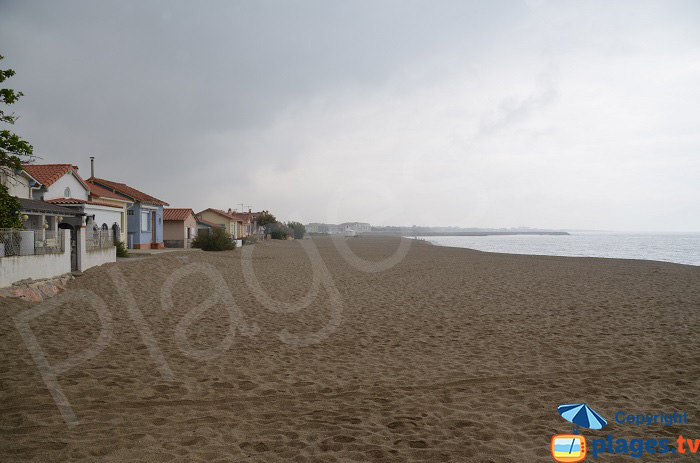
left=1, top=235, right=699, bottom=462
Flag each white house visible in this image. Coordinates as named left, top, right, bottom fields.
left=0, top=166, right=43, bottom=198
left=23, top=164, right=129, bottom=241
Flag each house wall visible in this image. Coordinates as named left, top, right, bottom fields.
left=86, top=204, right=123, bottom=232
left=0, top=231, right=71, bottom=287
left=126, top=203, right=164, bottom=249
left=163, top=215, right=197, bottom=248
left=198, top=211, right=234, bottom=236
left=1, top=168, right=33, bottom=198
left=163, top=221, right=183, bottom=241
left=90, top=197, right=129, bottom=242
left=42, top=172, right=89, bottom=201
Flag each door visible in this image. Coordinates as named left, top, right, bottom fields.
left=69, top=228, right=78, bottom=271
left=59, top=224, right=77, bottom=271
left=151, top=212, right=156, bottom=244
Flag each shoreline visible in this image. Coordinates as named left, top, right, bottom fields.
left=413, top=234, right=700, bottom=268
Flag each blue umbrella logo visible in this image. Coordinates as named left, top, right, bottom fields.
left=558, top=403, right=607, bottom=434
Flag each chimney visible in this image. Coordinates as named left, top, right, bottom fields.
left=90, top=157, right=95, bottom=178
left=227, top=208, right=232, bottom=214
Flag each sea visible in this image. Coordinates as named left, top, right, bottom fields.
left=418, top=232, right=700, bottom=267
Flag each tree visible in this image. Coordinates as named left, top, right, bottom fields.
left=0, top=184, right=23, bottom=228
left=1, top=55, right=34, bottom=170
left=257, top=211, right=277, bottom=227
left=0, top=54, right=31, bottom=228
left=287, top=221, right=306, bottom=239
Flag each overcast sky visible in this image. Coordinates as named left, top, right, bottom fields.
left=2, top=0, right=699, bottom=231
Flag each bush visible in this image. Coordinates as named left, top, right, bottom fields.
left=191, top=228, right=236, bottom=251
left=114, top=239, right=129, bottom=258
left=268, top=222, right=293, bottom=240
left=287, top=221, right=306, bottom=239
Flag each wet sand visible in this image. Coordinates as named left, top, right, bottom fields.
left=1, top=235, right=699, bottom=462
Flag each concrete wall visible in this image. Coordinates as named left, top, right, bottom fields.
left=82, top=246, right=116, bottom=271
left=76, top=227, right=116, bottom=271
left=0, top=231, right=71, bottom=287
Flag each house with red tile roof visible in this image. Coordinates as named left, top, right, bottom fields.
left=163, top=208, right=198, bottom=248
left=195, top=215, right=224, bottom=231
left=196, top=208, right=242, bottom=239
left=87, top=176, right=169, bottom=249
left=22, top=164, right=130, bottom=243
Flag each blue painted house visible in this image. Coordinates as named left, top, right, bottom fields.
left=87, top=177, right=169, bottom=249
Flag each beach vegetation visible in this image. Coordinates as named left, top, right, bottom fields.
left=268, top=222, right=293, bottom=240
left=114, top=239, right=129, bottom=258
left=191, top=227, right=237, bottom=251
left=287, top=221, right=306, bottom=239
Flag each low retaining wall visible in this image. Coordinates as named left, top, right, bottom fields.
left=82, top=246, right=116, bottom=271
left=0, top=232, right=71, bottom=288
left=0, top=252, right=71, bottom=288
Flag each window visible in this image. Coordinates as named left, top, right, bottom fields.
left=127, top=210, right=134, bottom=216
left=64, top=187, right=71, bottom=198
left=102, top=223, right=108, bottom=230
left=141, top=211, right=150, bottom=232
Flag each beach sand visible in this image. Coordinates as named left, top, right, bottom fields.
left=1, top=235, right=699, bottom=462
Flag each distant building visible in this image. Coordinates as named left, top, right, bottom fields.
left=306, top=222, right=371, bottom=235
left=341, top=222, right=371, bottom=233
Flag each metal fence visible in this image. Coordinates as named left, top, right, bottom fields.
left=0, top=228, right=21, bottom=257
left=0, top=228, right=65, bottom=257
left=87, top=229, right=113, bottom=250
left=35, top=230, right=65, bottom=255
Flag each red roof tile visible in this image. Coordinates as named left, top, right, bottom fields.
left=88, top=177, right=169, bottom=206
left=45, top=198, right=123, bottom=209
left=164, top=208, right=196, bottom=221
left=229, top=212, right=251, bottom=222
left=23, top=164, right=90, bottom=191
left=198, top=208, right=238, bottom=221
left=194, top=214, right=224, bottom=228
left=87, top=182, right=131, bottom=202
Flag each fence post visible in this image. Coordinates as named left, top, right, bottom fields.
left=77, top=226, right=87, bottom=272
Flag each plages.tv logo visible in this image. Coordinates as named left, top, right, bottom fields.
left=552, top=403, right=608, bottom=462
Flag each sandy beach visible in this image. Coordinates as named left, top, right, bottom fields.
left=1, top=234, right=699, bottom=462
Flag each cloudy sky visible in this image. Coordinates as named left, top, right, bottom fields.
left=1, top=0, right=699, bottom=230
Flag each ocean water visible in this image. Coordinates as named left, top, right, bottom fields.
left=419, top=232, right=700, bottom=267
